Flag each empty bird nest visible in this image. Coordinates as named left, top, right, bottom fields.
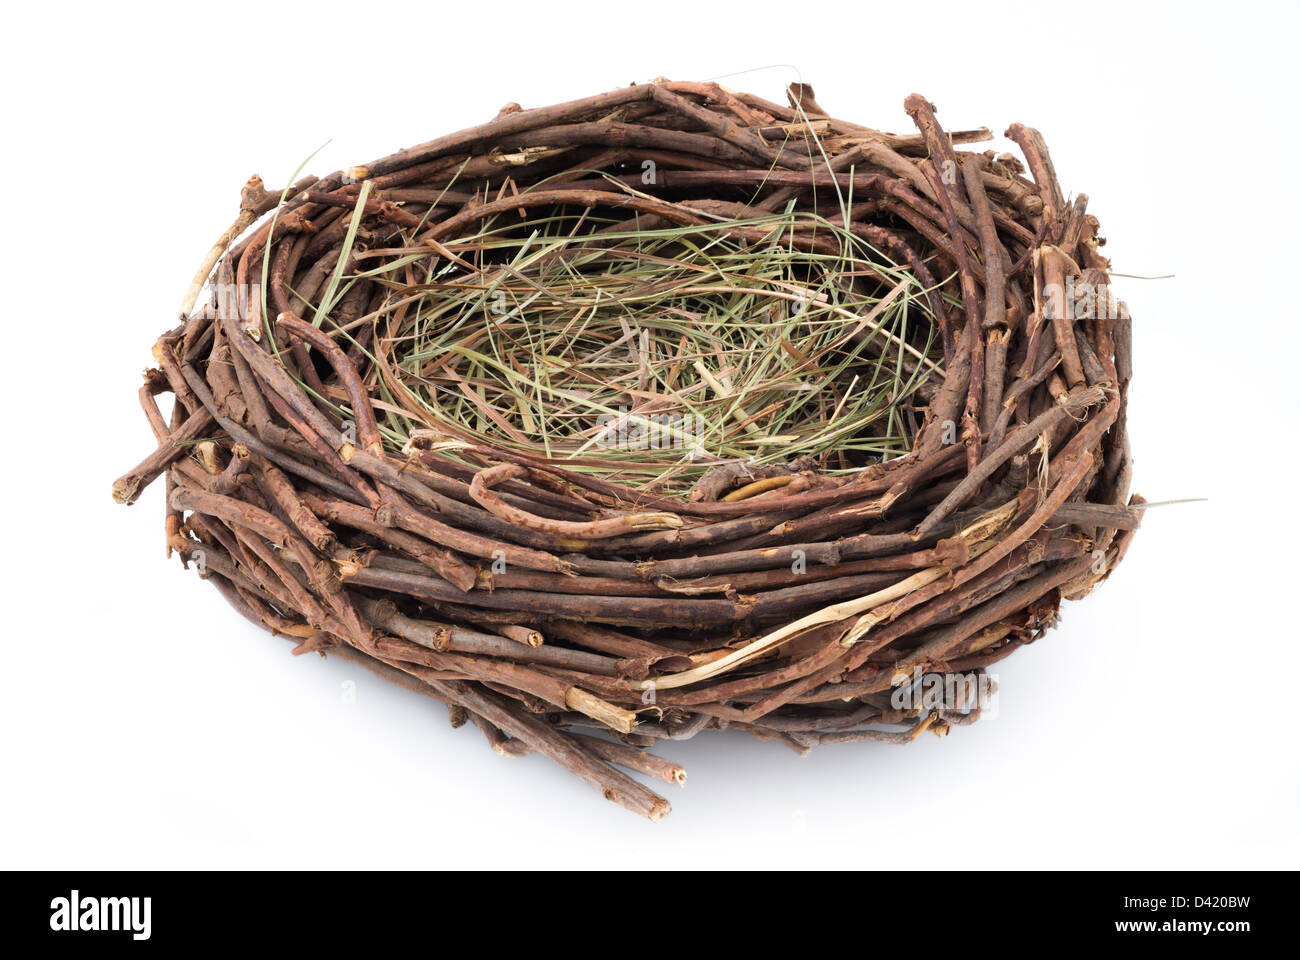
left=114, top=80, right=1141, bottom=819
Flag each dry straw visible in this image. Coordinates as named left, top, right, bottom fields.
left=115, top=80, right=1140, bottom=819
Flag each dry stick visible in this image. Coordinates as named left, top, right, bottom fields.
left=468, top=462, right=682, bottom=539
left=179, top=175, right=277, bottom=318
left=1040, top=244, right=1087, bottom=389
left=571, top=735, right=687, bottom=787
left=357, top=597, right=616, bottom=674
left=153, top=337, right=203, bottom=416
left=215, top=441, right=250, bottom=495
left=495, top=624, right=544, bottom=648
left=543, top=621, right=682, bottom=661
left=249, top=453, right=335, bottom=553
left=113, top=405, right=215, bottom=504
left=904, top=95, right=985, bottom=469
left=987, top=348, right=1062, bottom=452
left=363, top=557, right=666, bottom=598
left=1005, top=124, right=1063, bottom=231
left=162, top=397, right=187, bottom=556
left=961, top=156, right=1010, bottom=434
left=442, top=629, right=619, bottom=673
left=268, top=237, right=331, bottom=401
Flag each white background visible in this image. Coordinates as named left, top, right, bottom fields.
left=2, top=0, right=1296, bottom=869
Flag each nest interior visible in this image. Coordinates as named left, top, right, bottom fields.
left=114, top=80, right=1140, bottom=820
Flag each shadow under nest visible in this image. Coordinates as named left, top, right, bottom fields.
left=114, top=80, right=1140, bottom=819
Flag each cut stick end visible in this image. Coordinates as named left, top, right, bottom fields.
left=111, top=478, right=138, bottom=504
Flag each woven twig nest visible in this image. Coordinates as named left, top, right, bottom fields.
left=115, top=81, right=1139, bottom=819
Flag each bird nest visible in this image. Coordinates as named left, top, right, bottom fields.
left=114, top=81, right=1140, bottom=819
